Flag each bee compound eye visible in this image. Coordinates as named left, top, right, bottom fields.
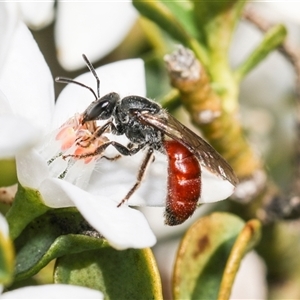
left=84, top=92, right=120, bottom=121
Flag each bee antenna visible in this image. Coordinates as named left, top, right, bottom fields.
left=82, top=54, right=100, bottom=98
left=55, top=77, right=98, bottom=100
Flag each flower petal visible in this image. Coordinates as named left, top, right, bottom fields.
left=53, top=58, right=146, bottom=129
left=39, top=178, right=76, bottom=208
left=0, top=20, right=54, bottom=132
left=1, top=284, right=103, bottom=299
left=40, top=178, right=156, bottom=250
left=55, top=2, right=137, bottom=70
left=0, top=83, right=41, bottom=159
left=18, top=1, right=55, bottom=29
left=0, top=89, right=12, bottom=114
left=88, top=146, right=234, bottom=206
left=87, top=148, right=167, bottom=207
left=0, top=115, right=41, bottom=159
left=200, top=167, right=235, bottom=203
left=16, top=149, right=49, bottom=189
left=0, top=3, right=18, bottom=69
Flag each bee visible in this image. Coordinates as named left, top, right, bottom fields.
left=56, top=55, right=238, bottom=225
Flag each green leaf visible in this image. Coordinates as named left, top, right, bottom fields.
left=54, top=243, right=163, bottom=300
left=173, top=212, right=261, bottom=300
left=144, top=50, right=171, bottom=100
left=14, top=208, right=104, bottom=281
left=192, top=0, right=246, bottom=53
left=0, top=229, right=14, bottom=286
left=6, top=184, right=50, bottom=241
left=133, top=0, right=208, bottom=66
left=234, top=24, right=287, bottom=81
left=163, top=1, right=199, bottom=39
left=191, top=0, right=246, bottom=87
left=218, top=219, right=261, bottom=299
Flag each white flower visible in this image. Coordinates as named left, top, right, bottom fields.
left=15, top=56, right=157, bottom=250
left=0, top=3, right=54, bottom=159
left=16, top=1, right=55, bottom=29
left=0, top=2, right=155, bottom=250
left=0, top=2, right=156, bottom=251
left=13, top=1, right=137, bottom=71
left=55, top=2, right=137, bottom=70
left=2, top=2, right=235, bottom=250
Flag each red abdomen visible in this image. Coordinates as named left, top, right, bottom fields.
left=164, top=140, right=201, bottom=225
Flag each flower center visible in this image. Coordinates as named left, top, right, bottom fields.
left=39, top=113, right=110, bottom=189
left=55, top=113, right=108, bottom=164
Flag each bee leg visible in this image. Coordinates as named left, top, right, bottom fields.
left=102, top=154, right=122, bottom=161
left=77, top=121, right=113, bottom=148
left=117, top=148, right=155, bottom=207
left=64, top=140, right=144, bottom=160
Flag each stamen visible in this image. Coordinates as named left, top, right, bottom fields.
left=47, top=152, right=63, bottom=165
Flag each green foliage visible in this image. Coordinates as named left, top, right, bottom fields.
left=6, top=185, right=49, bottom=241
left=234, top=24, right=287, bottom=81
left=134, top=0, right=286, bottom=104
left=14, top=207, right=104, bottom=281
left=54, top=243, right=163, bottom=300
left=173, top=213, right=261, bottom=299
left=133, top=0, right=209, bottom=66
left=192, top=0, right=246, bottom=53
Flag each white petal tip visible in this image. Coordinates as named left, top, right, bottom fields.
left=201, top=168, right=235, bottom=203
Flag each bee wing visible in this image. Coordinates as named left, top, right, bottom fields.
left=136, top=111, right=238, bottom=186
